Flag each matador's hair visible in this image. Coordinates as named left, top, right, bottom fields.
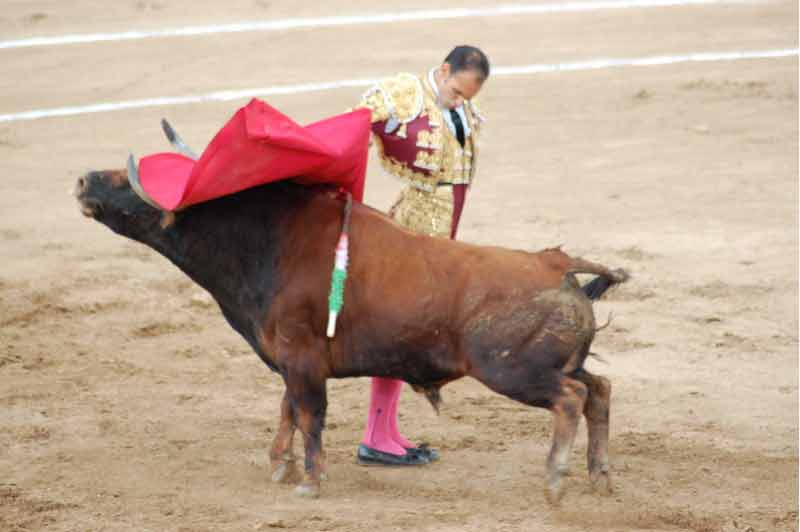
left=444, top=46, right=490, bottom=81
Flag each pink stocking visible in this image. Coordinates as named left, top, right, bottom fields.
left=362, top=377, right=406, bottom=455
left=387, top=385, right=414, bottom=449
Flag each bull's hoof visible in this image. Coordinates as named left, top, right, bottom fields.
left=545, top=478, right=565, bottom=506
left=270, top=461, right=300, bottom=484
left=589, top=466, right=613, bottom=495
left=294, top=482, right=320, bottom=498
left=546, top=465, right=569, bottom=505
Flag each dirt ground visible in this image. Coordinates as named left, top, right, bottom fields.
left=1, top=1, right=798, bottom=531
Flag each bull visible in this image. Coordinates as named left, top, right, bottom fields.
left=75, top=166, right=628, bottom=503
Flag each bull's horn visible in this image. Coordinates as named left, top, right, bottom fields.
left=127, top=154, right=162, bottom=210
left=160, top=118, right=198, bottom=160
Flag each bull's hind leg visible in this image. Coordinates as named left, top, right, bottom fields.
left=545, top=375, right=587, bottom=504
left=572, top=369, right=613, bottom=494
left=269, top=391, right=301, bottom=484
left=474, top=368, right=586, bottom=504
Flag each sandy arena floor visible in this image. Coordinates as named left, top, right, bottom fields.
left=0, top=1, right=798, bottom=531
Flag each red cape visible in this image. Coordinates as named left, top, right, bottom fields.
left=137, top=99, right=371, bottom=211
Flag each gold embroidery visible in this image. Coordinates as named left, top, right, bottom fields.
left=390, top=187, right=454, bottom=238
left=416, top=130, right=430, bottom=148
left=416, top=128, right=442, bottom=149
left=354, top=87, right=390, bottom=123
left=467, top=99, right=486, bottom=125
left=356, top=73, right=425, bottom=127
left=361, top=72, right=481, bottom=190
left=378, top=73, right=424, bottom=124
left=373, top=136, right=439, bottom=192
left=413, top=150, right=439, bottom=172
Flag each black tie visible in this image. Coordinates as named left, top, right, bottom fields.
left=449, top=109, right=465, bottom=147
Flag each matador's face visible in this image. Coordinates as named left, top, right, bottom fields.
left=435, top=64, right=484, bottom=110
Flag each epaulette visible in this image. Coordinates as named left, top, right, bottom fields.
left=359, top=73, right=424, bottom=138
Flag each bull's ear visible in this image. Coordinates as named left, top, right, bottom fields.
left=159, top=210, right=176, bottom=229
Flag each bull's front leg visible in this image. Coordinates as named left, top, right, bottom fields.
left=269, top=390, right=301, bottom=484
left=285, top=368, right=328, bottom=498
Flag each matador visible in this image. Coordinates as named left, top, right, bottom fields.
left=353, top=45, right=490, bottom=466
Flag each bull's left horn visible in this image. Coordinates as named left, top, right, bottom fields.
left=127, top=154, right=162, bottom=210
left=161, top=119, right=198, bottom=160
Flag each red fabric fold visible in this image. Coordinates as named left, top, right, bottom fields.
left=138, top=99, right=371, bottom=211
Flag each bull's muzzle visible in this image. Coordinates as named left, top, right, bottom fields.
left=74, top=173, right=103, bottom=218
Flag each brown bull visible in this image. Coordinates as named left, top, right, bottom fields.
left=75, top=169, right=628, bottom=502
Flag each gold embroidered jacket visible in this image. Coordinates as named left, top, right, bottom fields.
left=355, top=72, right=484, bottom=192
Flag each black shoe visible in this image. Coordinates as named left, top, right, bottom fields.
left=356, top=444, right=430, bottom=466
left=405, top=443, right=440, bottom=462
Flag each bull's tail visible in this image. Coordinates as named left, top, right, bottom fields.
left=566, top=257, right=630, bottom=301
left=581, top=276, right=618, bottom=300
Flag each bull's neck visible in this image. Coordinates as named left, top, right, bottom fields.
left=149, top=183, right=307, bottom=316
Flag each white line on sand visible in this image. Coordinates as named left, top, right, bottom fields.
left=0, top=49, right=796, bottom=123
left=0, top=0, right=769, bottom=50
